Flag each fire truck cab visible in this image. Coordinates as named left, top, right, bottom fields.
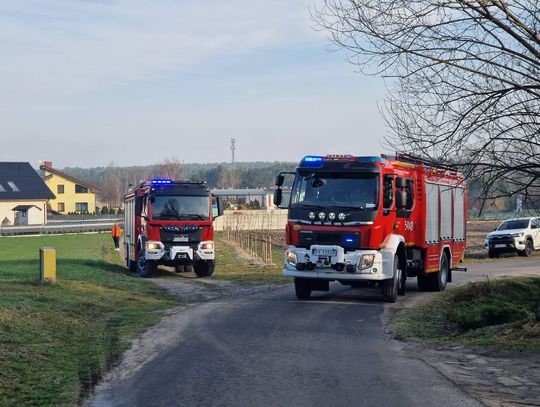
left=124, top=179, right=223, bottom=278
left=274, top=154, right=467, bottom=302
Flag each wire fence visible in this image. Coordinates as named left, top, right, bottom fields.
left=214, top=210, right=288, bottom=231
left=223, top=228, right=275, bottom=265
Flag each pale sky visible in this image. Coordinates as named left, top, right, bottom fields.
left=0, top=0, right=388, bottom=168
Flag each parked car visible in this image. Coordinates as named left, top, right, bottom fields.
left=485, top=217, right=540, bottom=258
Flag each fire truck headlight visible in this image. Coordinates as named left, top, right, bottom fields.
left=199, top=241, right=214, bottom=251
left=318, top=212, right=326, bottom=221
left=286, top=250, right=297, bottom=266
left=338, top=213, right=346, bottom=221
left=328, top=212, right=336, bottom=221
left=146, top=241, right=163, bottom=251
left=358, top=254, right=375, bottom=270
left=308, top=212, right=316, bottom=220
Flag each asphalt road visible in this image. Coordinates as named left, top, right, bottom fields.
left=89, top=257, right=539, bottom=407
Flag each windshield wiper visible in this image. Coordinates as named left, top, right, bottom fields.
left=188, top=214, right=205, bottom=220
left=331, top=205, right=367, bottom=211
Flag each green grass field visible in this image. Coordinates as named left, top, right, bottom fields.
left=393, top=277, right=540, bottom=353
left=211, top=234, right=289, bottom=284
left=0, top=233, right=176, bottom=406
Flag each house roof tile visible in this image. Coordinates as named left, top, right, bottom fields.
left=0, top=162, right=55, bottom=200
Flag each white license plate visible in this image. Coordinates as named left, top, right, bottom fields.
left=173, top=235, right=189, bottom=242
left=312, top=248, right=337, bottom=257
left=495, top=244, right=506, bottom=248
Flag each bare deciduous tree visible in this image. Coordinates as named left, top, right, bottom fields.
left=315, top=1, right=540, bottom=211
left=156, top=158, right=184, bottom=180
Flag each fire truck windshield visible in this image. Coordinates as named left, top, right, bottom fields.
left=151, top=196, right=210, bottom=221
left=291, top=173, right=379, bottom=210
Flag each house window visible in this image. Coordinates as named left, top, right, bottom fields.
left=57, top=185, right=64, bottom=194
left=58, top=202, right=65, bottom=212
left=75, top=202, right=88, bottom=212
left=75, top=184, right=89, bottom=193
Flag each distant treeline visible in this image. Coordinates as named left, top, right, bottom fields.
left=62, top=161, right=297, bottom=208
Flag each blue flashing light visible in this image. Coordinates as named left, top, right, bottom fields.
left=151, top=178, right=173, bottom=185
left=303, top=156, right=323, bottom=163
left=342, top=235, right=358, bottom=247
left=301, top=156, right=324, bottom=167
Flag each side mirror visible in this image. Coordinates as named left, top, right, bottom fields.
left=396, top=190, right=407, bottom=208
left=396, top=177, right=407, bottom=189
left=273, top=188, right=283, bottom=206
left=212, top=197, right=224, bottom=218
left=275, top=174, right=285, bottom=187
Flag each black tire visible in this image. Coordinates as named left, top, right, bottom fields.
left=417, top=274, right=430, bottom=291
left=383, top=255, right=400, bottom=303
left=193, top=260, right=215, bottom=277
left=294, top=278, right=312, bottom=299
left=431, top=253, right=449, bottom=291
left=136, top=249, right=157, bottom=278
left=126, top=245, right=137, bottom=272
left=487, top=250, right=499, bottom=259
left=518, top=240, right=533, bottom=257
left=397, top=255, right=406, bottom=296
left=127, top=257, right=137, bottom=273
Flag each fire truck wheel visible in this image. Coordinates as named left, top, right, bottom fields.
left=383, top=255, right=400, bottom=303
left=432, top=253, right=449, bottom=291
left=127, top=258, right=137, bottom=273
left=193, top=260, right=215, bottom=278
left=294, top=278, right=312, bottom=299
left=397, top=255, right=406, bottom=296
left=416, top=274, right=430, bottom=291
left=136, top=250, right=157, bottom=278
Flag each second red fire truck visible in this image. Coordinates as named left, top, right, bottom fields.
left=124, top=179, right=222, bottom=278
left=274, top=154, right=467, bottom=302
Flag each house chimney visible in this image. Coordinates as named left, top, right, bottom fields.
left=43, top=161, right=53, bottom=169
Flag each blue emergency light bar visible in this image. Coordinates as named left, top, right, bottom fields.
left=151, top=178, right=172, bottom=184
left=301, top=155, right=383, bottom=165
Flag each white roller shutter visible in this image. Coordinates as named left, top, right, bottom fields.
left=453, top=187, right=465, bottom=241
left=440, top=186, right=453, bottom=240
left=425, top=183, right=439, bottom=243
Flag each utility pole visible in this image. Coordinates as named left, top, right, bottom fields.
left=230, top=138, right=236, bottom=189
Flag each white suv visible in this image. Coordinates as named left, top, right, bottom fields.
left=485, top=217, right=540, bottom=258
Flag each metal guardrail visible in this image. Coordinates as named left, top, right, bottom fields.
left=0, top=220, right=124, bottom=236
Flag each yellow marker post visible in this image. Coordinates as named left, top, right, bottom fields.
left=40, top=247, right=57, bottom=284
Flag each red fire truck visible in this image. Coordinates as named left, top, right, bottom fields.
left=273, top=154, right=467, bottom=302
left=124, top=179, right=222, bottom=278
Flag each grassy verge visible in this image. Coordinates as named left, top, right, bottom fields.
left=394, top=277, right=540, bottom=353
left=211, top=233, right=289, bottom=284
left=0, top=233, right=176, bottom=406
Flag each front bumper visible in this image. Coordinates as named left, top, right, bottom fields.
left=145, top=241, right=215, bottom=262
left=485, top=237, right=525, bottom=253
left=282, top=245, right=391, bottom=281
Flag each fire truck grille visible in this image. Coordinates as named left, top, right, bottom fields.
left=160, top=228, right=203, bottom=243
left=299, top=231, right=357, bottom=248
